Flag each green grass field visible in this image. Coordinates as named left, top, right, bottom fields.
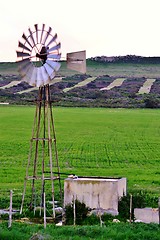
left=0, top=106, right=160, bottom=201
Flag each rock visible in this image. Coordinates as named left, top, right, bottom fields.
left=30, top=233, right=51, bottom=240
left=56, top=221, right=63, bottom=226
left=89, top=208, right=118, bottom=216
left=55, top=207, right=63, bottom=214
left=112, top=219, right=120, bottom=223
left=134, top=219, right=142, bottom=223
left=30, top=233, right=45, bottom=240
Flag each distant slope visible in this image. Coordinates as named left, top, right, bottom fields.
left=1, top=59, right=160, bottom=108
left=1, top=58, right=160, bottom=78
left=90, top=55, right=160, bottom=64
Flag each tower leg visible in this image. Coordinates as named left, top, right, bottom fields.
left=20, top=85, right=61, bottom=217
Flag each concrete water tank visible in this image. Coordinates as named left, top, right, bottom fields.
left=64, top=176, right=127, bottom=213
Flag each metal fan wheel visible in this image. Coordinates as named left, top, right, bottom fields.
left=17, top=24, right=61, bottom=87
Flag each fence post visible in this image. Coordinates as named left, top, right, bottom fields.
left=158, top=197, right=160, bottom=225
left=43, top=192, right=46, bottom=228
left=8, top=190, right=13, bottom=228
left=73, top=195, right=76, bottom=226
left=130, top=194, right=132, bottom=223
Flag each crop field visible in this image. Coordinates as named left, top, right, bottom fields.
left=0, top=105, right=160, bottom=206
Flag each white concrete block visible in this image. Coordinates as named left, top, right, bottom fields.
left=134, top=208, right=159, bottom=224
left=64, top=177, right=127, bottom=212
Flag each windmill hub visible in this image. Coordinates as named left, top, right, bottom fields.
left=35, top=46, right=48, bottom=64
left=29, top=44, right=48, bottom=66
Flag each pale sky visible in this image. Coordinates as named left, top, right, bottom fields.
left=1, top=0, right=160, bottom=62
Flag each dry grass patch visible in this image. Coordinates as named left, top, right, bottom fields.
left=63, top=77, right=97, bottom=92
left=0, top=80, right=21, bottom=89
left=100, top=78, right=126, bottom=91
left=138, top=78, right=156, bottom=94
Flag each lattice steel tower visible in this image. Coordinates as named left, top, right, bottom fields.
left=16, top=24, right=62, bottom=217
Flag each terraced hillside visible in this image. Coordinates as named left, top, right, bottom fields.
left=1, top=60, right=160, bottom=108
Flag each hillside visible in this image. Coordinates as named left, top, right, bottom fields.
left=1, top=59, right=160, bottom=108
left=90, top=54, right=160, bottom=64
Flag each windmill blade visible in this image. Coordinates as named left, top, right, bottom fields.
left=17, top=58, right=30, bottom=75
left=47, top=53, right=61, bottom=60
left=36, top=67, right=44, bottom=87
left=34, top=24, right=38, bottom=43
left=43, top=73, right=51, bottom=85
left=40, top=24, right=45, bottom=43
left=17, top=58, right=30, bottom=66
left=20, top=65, right=31, bottom=78
left=37, top=66, right=50, bottom=87
left=47, top=42, right=61, bottom=53
left=44, top=62, right=56, bottom=80
left=41, top=66, right=50, bottom=84
left=24, top=65, right=34, bottom=81
left=28, top=27, right=36, bottom=46
left=18, top=59, right=31, bottom=77
left=46, top=33, right=57, bottom=48
left=42, top=26, right=52, bottom=45
left=16, top=51, right=30, bottom=58
left=21, top=65, right=34, bottom=84
left=22, top=33, right=33, bottom=48
left=67, top=50, right=86, bottom=74
left=28, top=67, right=37, bottom=86
left=46, top=59, right=61, bottom=72
left=18, top=41, right=32, bottom=52
left=40, top=64, right=51, bottom=86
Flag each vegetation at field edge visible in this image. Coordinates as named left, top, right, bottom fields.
left=0, top=222, right=160, bottom=240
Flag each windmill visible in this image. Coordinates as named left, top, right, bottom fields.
left=16, top=23, right=86, bottom=217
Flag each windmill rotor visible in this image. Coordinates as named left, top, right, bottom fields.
left=16, top=24, right=61, bottom=87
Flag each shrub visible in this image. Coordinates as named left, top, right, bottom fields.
left=144, top=96, right=159, bottom=108
left=118, top=190, right=159, bottom=221
left=65, top=199, right=89, bottom=225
